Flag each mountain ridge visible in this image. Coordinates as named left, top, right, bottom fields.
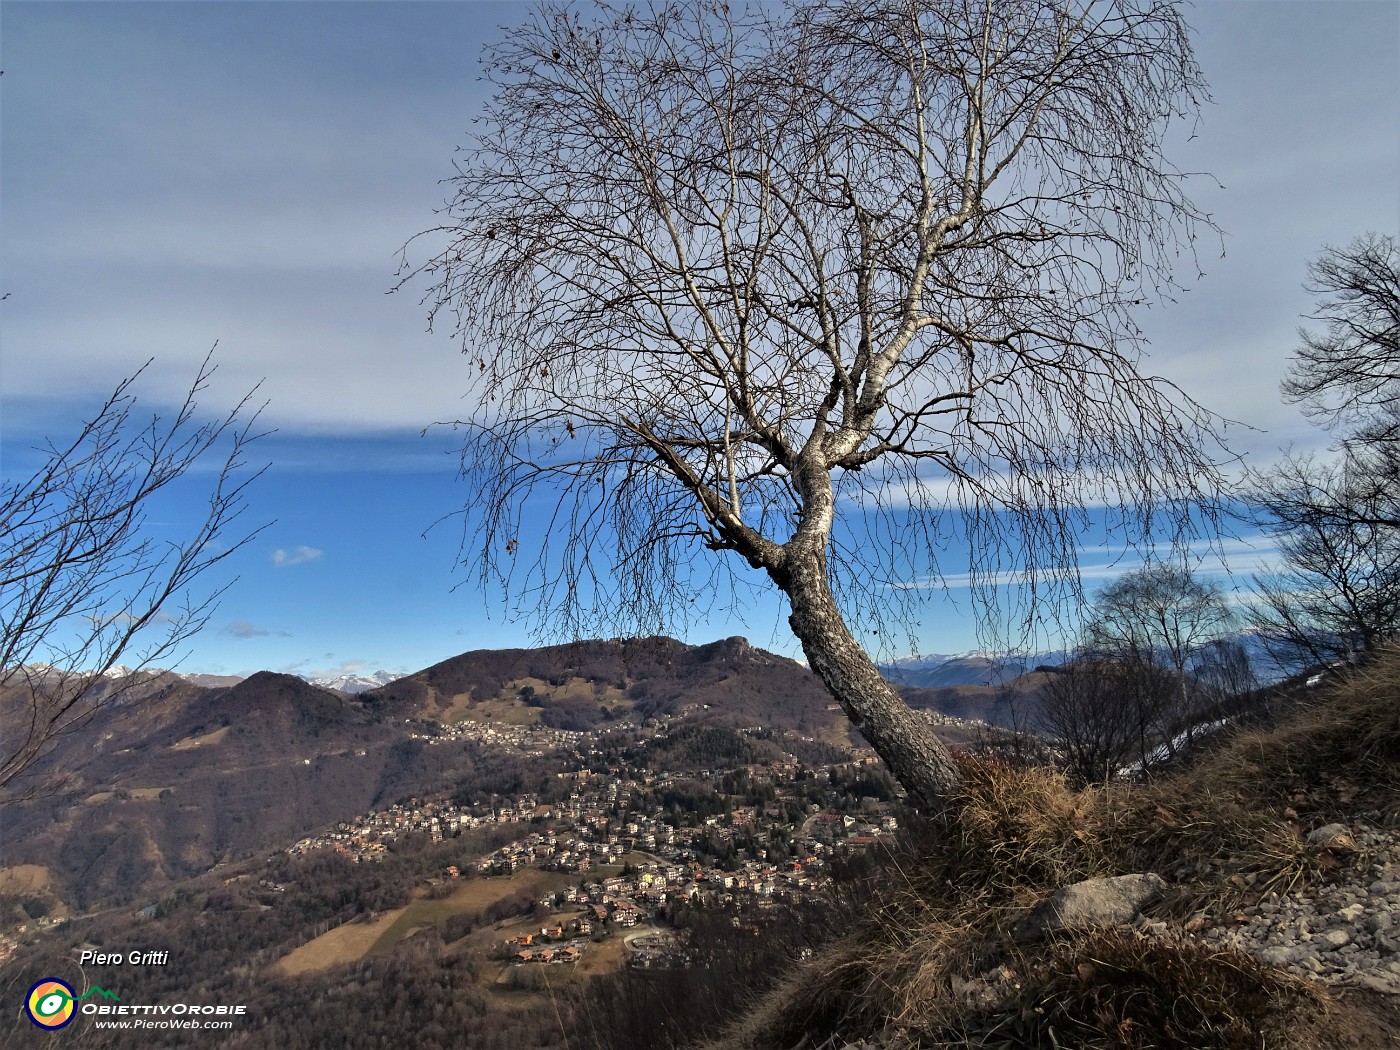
left=0, top=635, right=870, bottom=910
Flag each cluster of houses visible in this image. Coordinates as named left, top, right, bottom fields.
left=470, top=794, right=896, bottom=923
left=285, top=710, right=961, bottom=947
left=499, top=891, right=675, bottom=967
left=477, top=829, right=622, bottom=875
left=0, top=912, right=67, bottom=970
left=288, top=793, right=550, bottom=862
left=408, top=707, right=676, bottom=754
left=409, top=719, right=588, bottom=754
left=500, top=907, right=686, bottom=968
left=290, top=741, right=905, bottom=925
left=501, top=914, right=595, bottom=965
left=508, top=943, right=583, bottom=966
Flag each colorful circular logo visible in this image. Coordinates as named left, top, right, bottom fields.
left=25, top=978, right=76, bottom=1030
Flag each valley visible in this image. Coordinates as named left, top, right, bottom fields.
left=0, top=635, right=997, bottom=1048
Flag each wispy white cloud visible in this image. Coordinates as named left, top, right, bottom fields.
left=891, top=533, right=1285, bottom=593
left=220, top=619, right=289, bottom=639
left=221, top=620, right=269, bottom=638
left=298, top=659, right=370, bottom=678
left=1072, top=535, right=1280, bottom=563
left=271, top=545, right=323, bottom=568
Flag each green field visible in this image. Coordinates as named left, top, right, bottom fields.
left=273, top=869, right=576, bottom=975
left=365, top=869, right=575, bottom=956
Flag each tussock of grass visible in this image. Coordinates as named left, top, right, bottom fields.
left=951, top=760, right=1118, bottom=893
left=704, top=647, right=1400, bottom=1050
left=961, top=928, right=1330, bottom=1050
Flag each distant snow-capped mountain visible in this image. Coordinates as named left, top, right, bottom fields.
left=164, top=668, right=394, bottom=693
left=170, top=668, right=397, bottom=693
left=879, top=651, right=1067, bottom=688
left=303, top=670, right=399, bottom=694
left=876, top=631, right=1308, bottom=690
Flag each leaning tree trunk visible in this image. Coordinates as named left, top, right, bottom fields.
left=778, top=548, right=963, bottom=813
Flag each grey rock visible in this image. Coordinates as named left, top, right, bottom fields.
left=1318, top=928, right=1352, bottom=950
left=1013, top=873, right=1166, bottom=941
left=1349, top=972, right=1400, bottom=995
left=1308, top=823, right=1356, bottom=851
left=1261, top=945, right=1306, bottom=967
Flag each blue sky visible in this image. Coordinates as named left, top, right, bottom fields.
left=3, top=1, right=1398, bottom=678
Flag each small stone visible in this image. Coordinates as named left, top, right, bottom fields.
left=949, top=975, right=1000, bottom=1008
left=1318, top=929, right=1352, bottom=950
left=1261, top=946, right=1302, bottom=967
left=1309, top=824, right=1356, bottom=852
left=1350, top=972, right=1400, bottom=995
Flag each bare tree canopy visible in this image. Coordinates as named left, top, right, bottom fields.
left=1250, top=454, right=1400, bottom=666
left=1037, top=655, right=1155, bottom=785
left=1249, top=235, right=1400, bottom=664
left=1083, top=562, right=1238, bottom=756
left=1085, top=564, right=1235, bottom=677
left=401, top=0, right=1230, bottom=810
left=0, top=350, right=268, bottom=797
left=1283, top=232, right=1400, bottom=448
left=1263, top=234, right=1400, bottom=533
left=1041, top=564, right=1247, bottom=784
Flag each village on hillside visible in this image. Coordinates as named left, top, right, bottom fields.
left=282, top=711, right=974, bottom=968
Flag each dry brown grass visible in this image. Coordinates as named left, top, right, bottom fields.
left=273, top=870, right=572, bottom=975
left=274, top=909, right=409, bottom=976
left=0, top=864, right=54, bottom=896
left=1172, top=647, right=1400, bottom=815
left=170, top=725, right=230, bottom=751
left=365, top=869, right=571, bottom=956
left=704, top=647, right=1400, bottom=1050
left=955, top=928, right=1334, bottom=1050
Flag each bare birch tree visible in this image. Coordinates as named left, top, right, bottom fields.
left=1082, top=562, right=1235, bottom=757
left=0, top=350, right=268, bottom=797
left=399, top=0, right=1229, bottom=810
